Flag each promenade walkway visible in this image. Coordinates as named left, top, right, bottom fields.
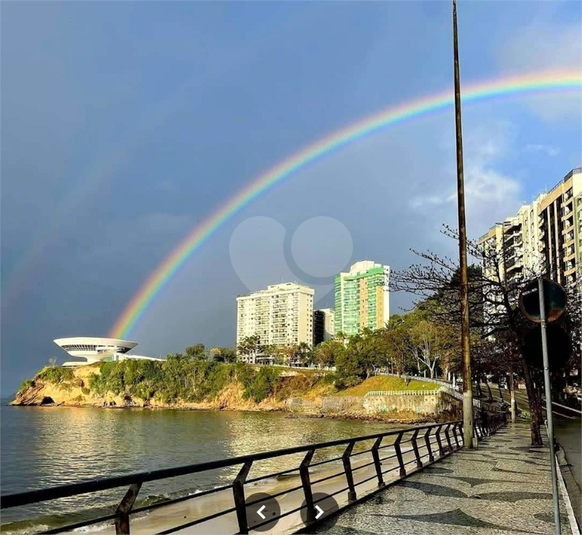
left=314, top=422, right=578, bottom=535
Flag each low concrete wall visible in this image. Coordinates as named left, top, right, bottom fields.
left=363, top=391, right=459, bottom=417
left=285, top=390, right=461, bottom=418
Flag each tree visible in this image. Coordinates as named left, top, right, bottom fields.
left=313, top=340, right=344, bottom=368
left=237, top=335, right=261, bottom=363
left=295, top=342, right=313, bottom=367
left=334, top=329, right=388, bottom=386
left=392, top=225, right=581, bottom=445
left=410, top=320, right=446, bottom=378
left=185, top=344, right=207, bottom=360
left=210, top=347, right=237, bottom=363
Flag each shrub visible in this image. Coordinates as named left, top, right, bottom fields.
left=244, top=367, right=281, bottom=403
left=18, top=379, right=35, bottom=393
left=63, top=358, right=287, bottom=405
left=37, top=367, right=74, bottom=384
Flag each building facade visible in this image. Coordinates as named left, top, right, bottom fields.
left=236, top=282, right=314, bottom=362
left=538, top=168, right=581, bottom=288
left=334, top=261, right=390, bottom=337
left=54, top=337, right=162, bottom=367
left=479, top=168, right=581, bottom=290
left=313, top=308, right=335, bottom=345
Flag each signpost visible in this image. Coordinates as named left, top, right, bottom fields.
left=519, top=278, right=567, bottom=535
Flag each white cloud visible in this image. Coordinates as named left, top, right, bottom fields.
left=524, top=143, right=560, bottom=157
left=410, top=120, right=523, bottom=236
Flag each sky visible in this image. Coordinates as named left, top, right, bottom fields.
left=2, top=1, right=581, bottom=394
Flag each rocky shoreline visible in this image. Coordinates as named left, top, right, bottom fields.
left=10, top=386, right=446, bottom=425
left=10, top=364, right=455, bottom=424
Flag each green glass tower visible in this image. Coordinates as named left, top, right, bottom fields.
left=335, top=261, right=390, bottom=336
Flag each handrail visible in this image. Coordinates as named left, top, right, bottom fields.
left=1, top=413, right=507, bottom=535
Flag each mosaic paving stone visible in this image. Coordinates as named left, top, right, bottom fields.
left=398, top=481, right=469, bottom=498
left=471, top=491, right=553, bottom=502
left=384, top=507, right=533, bottom=532
left=311, top=422, right=573, bottom=535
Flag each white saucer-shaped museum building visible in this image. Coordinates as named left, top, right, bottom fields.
left=54, top=337, right=163, bottom=367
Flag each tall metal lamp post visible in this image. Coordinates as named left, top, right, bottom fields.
left=452, top=0, right=474, bottom=447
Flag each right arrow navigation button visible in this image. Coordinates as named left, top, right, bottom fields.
left=300, top=493, right=339, bottom=527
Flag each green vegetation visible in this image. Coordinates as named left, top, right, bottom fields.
left=19, top=378, right=35, bottom=392
left=308, top=304, right=457, bottom=389
left=86, top=356, right=283, bottom=404
left=36, top=366, right=74, bottom=384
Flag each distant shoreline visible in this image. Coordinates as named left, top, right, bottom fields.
left=11, top=362, right=456, bottom=423
left=7, top=400, right=435, bottom=425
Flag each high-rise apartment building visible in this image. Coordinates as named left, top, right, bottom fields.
left=479, top=168, right=581, bottom=289
left=313, top=308, right=335, bottom=345
left=538, top=168, right=581, bottom=288
left=335, top=261, right=390, bottom=336
left=236, top=282, right=314, bottom=362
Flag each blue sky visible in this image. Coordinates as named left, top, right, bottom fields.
left=2, top=1, right=581, bottom=393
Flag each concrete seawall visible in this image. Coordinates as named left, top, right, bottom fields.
left=285, top=389, right=462, bottom=419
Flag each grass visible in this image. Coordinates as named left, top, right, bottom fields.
left=335, top=375, right=439, bottom=396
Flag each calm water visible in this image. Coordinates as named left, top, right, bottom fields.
left=1, top=404, right=392, bottom=532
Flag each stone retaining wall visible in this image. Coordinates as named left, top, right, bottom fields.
left=285, top=390, right=462, bottom=418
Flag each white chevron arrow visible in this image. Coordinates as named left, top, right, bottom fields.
left=315, top=505, right=324, bottom=520
left=257, top=505, right=266, bottom=520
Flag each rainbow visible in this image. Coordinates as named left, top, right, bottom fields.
left=109, top=69, right=581, bottom=339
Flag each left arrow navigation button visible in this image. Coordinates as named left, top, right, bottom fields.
left=246, top=492, right=281, bottom=532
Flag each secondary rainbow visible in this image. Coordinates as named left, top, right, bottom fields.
left=110, top=69, right=581, bottom=339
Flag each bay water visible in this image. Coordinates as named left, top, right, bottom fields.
left=1, top=404, right=393, bottom=533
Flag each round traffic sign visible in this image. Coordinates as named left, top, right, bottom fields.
left=519, top=279, right=567, bottom=323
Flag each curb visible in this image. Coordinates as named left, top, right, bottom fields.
left=557, top=449, right=581, bottom=535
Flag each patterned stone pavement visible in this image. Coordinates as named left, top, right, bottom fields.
left=314, top=423, right=575, bottom=535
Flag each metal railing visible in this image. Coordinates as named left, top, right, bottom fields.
left=1, top=413, right=506, bottom=535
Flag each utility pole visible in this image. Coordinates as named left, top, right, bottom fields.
left=453, top=0, right=474, bottom=448
left=538, top=279, right=561, bottom=535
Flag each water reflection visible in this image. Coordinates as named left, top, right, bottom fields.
left=1, top=406, right=391, bottom=531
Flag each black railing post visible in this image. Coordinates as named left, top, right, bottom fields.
left=411, top=429, right=422, bottom=468
left=481, top=409, right=489, bottom=436
left=115, top=482, right=141, bottom=535
left=424, top=427, right=435, bottom=462
left=342, top=441, right=357, bottom=502
left=444, top=423, right=453, bottom=453
left=452, top=422, right=460, bottom=449
left=393, top=432, right=406, bottom=477
left=458, top=421, right=465, bottom=445
left=371, top=437, right=385, bottom=488
left=233, top=461, right=252, bottom=534
left=435, top=425, right=444, bottom=457
left=299, top=450, right=316, bottom=523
